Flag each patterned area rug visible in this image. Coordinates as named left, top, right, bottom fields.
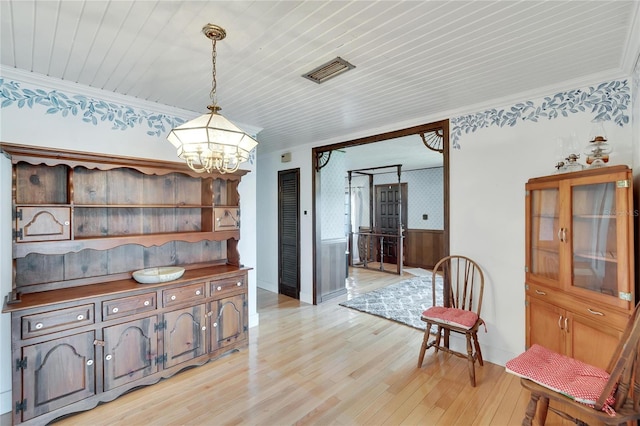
left=403, top=267, right=431, bottom=277
left=339, top=275, right=443, bottom=330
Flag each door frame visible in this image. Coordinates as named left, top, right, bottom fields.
left=311, top=119, right=450, bottom=305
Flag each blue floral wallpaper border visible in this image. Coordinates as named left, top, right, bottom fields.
left=1, top=76, right=630, bottom=157
left=0, top=77, right=258, bottom=164
left=450, top=79, right=630, bottom=148
left=0, top=78, right=187, bottom=137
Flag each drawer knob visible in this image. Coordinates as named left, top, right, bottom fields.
left=237, top=282, right=242, bottom=286
left=77, top=314, right=85, bottom=320
left=64, top=221, right=70, bottom=226
left=213, top=322, right=218, bottom=327
left=105, top=354, right=112, bottom=361
left=195, top=290, right=201, bottom=295
left=217, top=286, right=222, bottom=291
left=86, top=359, right=94, bottom=366
left=35, top=322, right=44, bottom=330
left=112, top=308, right=119, bottom=313
left=170, top=295, right=177, bottom=301
left=144, top=300, right=150, bottom=306
left=201, top=326, right=207, bottom=331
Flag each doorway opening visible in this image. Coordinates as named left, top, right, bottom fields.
left=312, top=120, right=449, bottom=304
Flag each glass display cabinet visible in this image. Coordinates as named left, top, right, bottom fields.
left=525, top=165, right=634, bottom=369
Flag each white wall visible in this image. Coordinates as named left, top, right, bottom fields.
left=256, top=144, right=315, bottom=303
left=450, top=111, right=633, bottom=364
left=256, top=76, right=636, bottom=368
left=0, top=68, right=260, bottom=414
left=632, top=61, right=640, bottom=311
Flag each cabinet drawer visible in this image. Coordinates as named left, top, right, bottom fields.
left=569, top=299, right=629, bottom=330
left=210, top=275, right=246, bottom=296
left=163, top=282, right=206, bottom=307
left=527, top=283, right=628, bottom=330
left=22, top=304, right=94, bottom=339
left=102, top=293, right=156, bottom=320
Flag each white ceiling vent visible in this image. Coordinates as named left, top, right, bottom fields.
left=302, top=57, right=355, bottom=84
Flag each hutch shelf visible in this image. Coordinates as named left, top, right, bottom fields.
left=1, top=143, right=250, bottom=425
left=525, top=165, right=635, bottom=370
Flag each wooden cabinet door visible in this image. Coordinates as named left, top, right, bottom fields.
left=164, top=305, right=207, bottom=368
left=209, top=294, right=247, bottom=353
left=20, top=331, right=96, bottom=422
left=526, top=296, right=564, bottom=353
left=566, top=170, right=634, bottom=311
left=103, top=316, right=158, bottom=391
left=525, top=182, right=562, bottom=289
left=566, top=311, right=622, bottom=370
left=16, top=207, right=71, bottom=242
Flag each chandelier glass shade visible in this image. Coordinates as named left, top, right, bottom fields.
left=167, top=24, right=258, bottom=174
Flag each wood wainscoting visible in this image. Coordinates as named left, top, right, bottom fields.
left=404, top=229, right=445, bottom=270
left=317, top=237, right=347, bottom=302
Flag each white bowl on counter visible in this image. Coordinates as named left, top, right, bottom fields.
left=132, top=266, right=185, bottom=284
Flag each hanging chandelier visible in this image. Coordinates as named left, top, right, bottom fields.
left=167, top=24, right=258, bottom=174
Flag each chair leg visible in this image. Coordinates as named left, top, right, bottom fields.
left=443, top=328, right=450, bottom=349
left=522, top=392, right=541, bottom=426
left=466, top=333, right=476, bottom=387
left=417, top=324, right=431, bottom=368
left=472, top=332, right=484, bottom=366
left=434, top=326, right=442, bottom=353
left=538, top=396, right=549, bottom=425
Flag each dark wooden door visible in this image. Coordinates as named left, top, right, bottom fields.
left=164, top=305, right=207, bottom=368
left=103, top=316, right=158, bottom=391
left=375, top=183, right=407, bottom=264
left=278, top=169, right=300, bottom=299
left=20, top=331, right=96, bottom=422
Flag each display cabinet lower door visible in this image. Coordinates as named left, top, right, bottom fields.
left=20, top=331, right=96, bottom=422
left=164, top=305, right=207, bottom=368
left=209, top=294, right=247, bottom=352
left=103, top=316, right=158, bottom=391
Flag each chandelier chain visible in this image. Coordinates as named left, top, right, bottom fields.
left=210, top=38, right=217, bottom=104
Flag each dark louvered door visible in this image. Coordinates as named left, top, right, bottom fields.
left=278, top=169, right=300, bottom=299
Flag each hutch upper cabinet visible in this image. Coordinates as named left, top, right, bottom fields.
left=525, top=165, right=634, bottom=370
left=2, top=144, right=250, bottom=425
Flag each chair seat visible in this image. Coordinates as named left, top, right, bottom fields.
left=421, top=306, right=479, bottom=330
left=506, top=344, right=615, bottom=411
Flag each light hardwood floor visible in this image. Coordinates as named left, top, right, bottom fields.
left=4, top=268, right=574, bottom=425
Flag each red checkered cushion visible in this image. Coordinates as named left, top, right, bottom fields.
left=506, top=344, right=615, bottom=413
left=421, top=306, right=478, bottom=329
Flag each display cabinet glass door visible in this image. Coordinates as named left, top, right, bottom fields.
left=569, top=179, right=630, bottom=308
left=528, top=185, right=561, bottom=287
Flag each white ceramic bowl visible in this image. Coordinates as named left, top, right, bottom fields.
left=132, top=266, right=185, bottom=284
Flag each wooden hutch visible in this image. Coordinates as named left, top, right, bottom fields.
left=1, top=143, right=250, bottom=425
left=525, top=165, right=635, bottom=370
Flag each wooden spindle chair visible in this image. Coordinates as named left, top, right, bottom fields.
left=511, top=300, right=640, bottom=425
left=417, top=255, right=485, bottom=387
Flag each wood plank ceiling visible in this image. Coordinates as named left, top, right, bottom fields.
left=1, top=1, right=639, bottom=153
